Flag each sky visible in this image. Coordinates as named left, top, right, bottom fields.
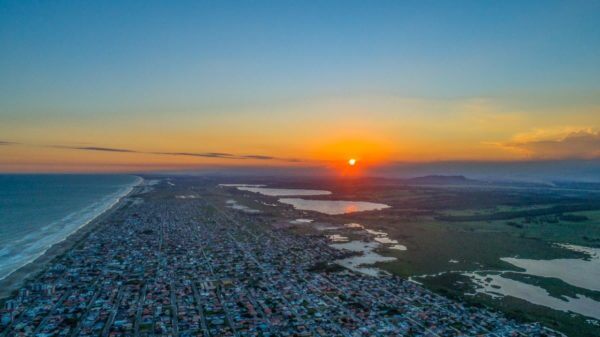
left=1, top=0, right=599, bottom=172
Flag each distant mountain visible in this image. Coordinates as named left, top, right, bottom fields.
left=371, top=159, right=600, bottom=183
left=403, top=175, right=477, bottom=185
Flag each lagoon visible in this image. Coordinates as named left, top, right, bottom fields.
left=465, top=272, right=600, bottom=320
left=278, top=198, right=390, bottom=215
left=330, top=241, right=396, bottom=276
left=236, top=187, right=331, bottom=196
left=501, top=244, right=600, bottom=292
left=226, top=199, right=260, bottom=214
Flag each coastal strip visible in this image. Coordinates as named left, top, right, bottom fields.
left=0, top=176, right=144, bottom=300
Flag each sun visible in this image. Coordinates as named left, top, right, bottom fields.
left=348, top=158, right=357, bottom=166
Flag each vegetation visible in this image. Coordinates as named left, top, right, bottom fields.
left=262, top=177, right=600, bottom=337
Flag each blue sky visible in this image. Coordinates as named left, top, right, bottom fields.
left=2, top=1, right=599, bottom=110
left=1, top=1, right=600, bottom=171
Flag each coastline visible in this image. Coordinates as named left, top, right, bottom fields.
left=0, top=176, right=144, bottom=300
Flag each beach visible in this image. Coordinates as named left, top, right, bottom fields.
left=0, top=177, right=143, bottom=299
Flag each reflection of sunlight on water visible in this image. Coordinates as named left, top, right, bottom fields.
left=344, top=204, right=358, bottom=213
left=278, top=198, right=390, bottom=215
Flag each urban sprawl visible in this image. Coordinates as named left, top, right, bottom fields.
left=0, top=179, right=564, bottom=336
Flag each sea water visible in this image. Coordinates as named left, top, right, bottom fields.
left=0, top=174, right=141, bottom=280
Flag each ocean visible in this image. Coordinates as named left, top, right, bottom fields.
left=0, top=174, right=141, bottom=280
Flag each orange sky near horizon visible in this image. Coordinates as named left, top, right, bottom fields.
left=2, top=95, right=599, bottom=172
left=0, top=98, right=600, bottom=172
left=0, top=97, right=600, bottom=172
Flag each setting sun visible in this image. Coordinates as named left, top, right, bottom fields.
left=348, top=158, right=357, bottom=166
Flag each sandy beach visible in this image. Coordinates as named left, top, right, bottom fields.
left=0, top=178, right=144, bottom=300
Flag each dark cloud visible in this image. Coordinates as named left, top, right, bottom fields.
left=506, top=130, right=600, bottom=159
left=155, top=152, right=236, bottom=159
left=0, top=141, right=18, bottom=145
left=204, top=152, right=235, bottom=157
left=73, top=146, right=137, bottom=153
left=240, top=155, right=275, bottom=160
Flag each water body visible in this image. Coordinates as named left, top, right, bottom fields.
left=327, top=234, right=349, bottom=242
left=501, top=244, right=600, bottom=292
left=236, top=187, right=331, bottom=196
left=365, top=228, right=387, bottom=236
left=389, top=244, right=408, bottom=251
left=362, top=226, right=408, bottom=250
left=330, top=241, right=396, bottom=276
left=466, top=272, right=600, bottom=320
left=176, top=195, right=199, bottom=199
left=0, top=174, right=141, bottom=280
left=314, top=224, right=342, bottom=231
left=225, top=199, right=260, bottom=214
left=278, top=198, right=390, bottom=215
left=453, top=244, right=600, bottom=320
left=289, top=218, right=313, bottom=224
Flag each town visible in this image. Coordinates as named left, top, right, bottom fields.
left=0, top=179, right=565, bottom=337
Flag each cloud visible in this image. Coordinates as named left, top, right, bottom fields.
left=0, top=140, right=302, bottom=162
left=71, top=146, right=137, bottom=153
left=154, top=151, right=236, bottom=159
left=203, top=152, right=235, bottom=157
left=53, top=144, right=302, bottom=162
left=239, top=154, right=305, bottom=162
left=502, top=130, right=600, bottom=159
left=0, top=140, right=23, bottom=146
left=240, top=155, right=275, bottom=160
left=158, top=152, right=302, bottom=162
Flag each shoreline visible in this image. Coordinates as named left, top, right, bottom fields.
left=0, top=176, right=144, bottom=300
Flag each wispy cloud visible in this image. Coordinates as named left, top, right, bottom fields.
left=52, top=144, right=303, bottom=162
left=69, top=146, right=136, bottom=153
left=240, top=155, right=275, bottom=160
left=0, top=141, right=18, bottom=145
left=153, top=151, right=236, bottom=159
